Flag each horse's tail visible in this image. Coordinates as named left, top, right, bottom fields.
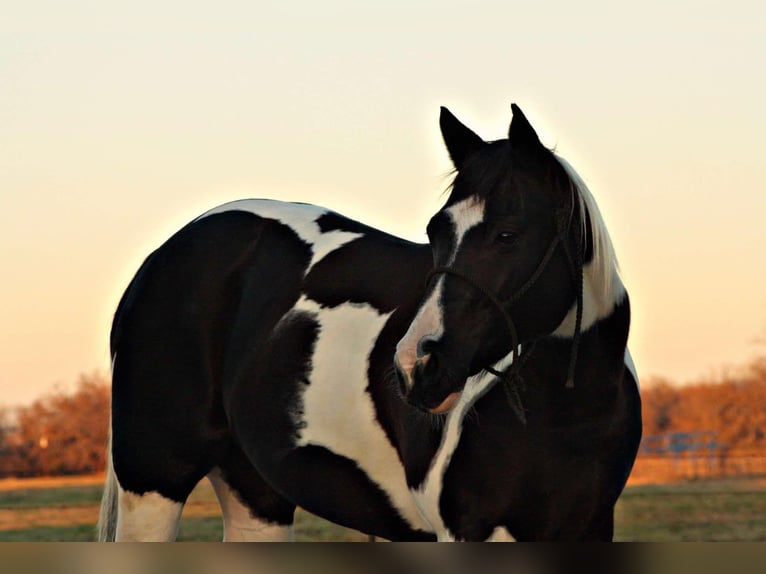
left=97, top=429, right=118, bottom=541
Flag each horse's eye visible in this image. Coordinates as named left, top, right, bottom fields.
left=495, top=231, right=518, bottom=244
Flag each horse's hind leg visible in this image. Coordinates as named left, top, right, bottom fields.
left=207, top=444, right=296, bottom=541
left=106, top=337, right=229, bottom=540
left=99, top=432, right=188, bottom=542
left=109, top=423, right=219, bottom=541
left=116, top=487, right=185, bottom=541
left=104, top=212, right=274, bottom=541
left=101, top=427, right=193, bottom=541
left=208, top=471, right=293, bottom=541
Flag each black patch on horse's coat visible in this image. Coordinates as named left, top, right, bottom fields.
left=217, top=440, right=297, bottom=526
left=111, top=211, right=271, bottom=501
left=223, top=310, right=320, bottom=468
left=315, top=211, right=383, bottom=236
left=438, top=297, right=640, bottom=541
left=271, top=444, right=435, bottom=541
left=304, top=233, right=431, bottom=313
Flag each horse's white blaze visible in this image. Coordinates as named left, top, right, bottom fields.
left=396, top=197, right=486, bottom=387
left=288, top=297, right=429, bottom=531
left=208, top=469, right=293, bottom=541
left=394, top=278, right=444, bottom=385
left=411, top=349, right=515, bottom=539
left=198, top=199, right=362, bottom=269
left=445, top=197, right=486, bottom=254
left=115, top=486, right=183, bottom=541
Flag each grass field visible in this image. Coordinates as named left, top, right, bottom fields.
left=1, top=475, right=764, bottom=541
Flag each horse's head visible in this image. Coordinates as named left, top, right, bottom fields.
left=396, top=104, right=588, bottom=414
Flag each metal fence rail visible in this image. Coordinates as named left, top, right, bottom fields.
left=631, top=431, right=766, bottom=482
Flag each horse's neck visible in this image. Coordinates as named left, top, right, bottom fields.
left=551, top=258, right=626, bottom=338
left=520, top=258, right=631, bottom=418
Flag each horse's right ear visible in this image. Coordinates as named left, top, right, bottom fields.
left=440, top=107, right=486, bottom=170
left=508, top=103, right=542, bottom=150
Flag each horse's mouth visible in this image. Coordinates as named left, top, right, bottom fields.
left=427, top=391, right=462, bottom=414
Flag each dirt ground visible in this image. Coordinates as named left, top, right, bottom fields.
left=0, top=474, right=105, bottom=491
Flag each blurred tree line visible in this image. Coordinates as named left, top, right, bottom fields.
left=1, top=357, right=765, bottom=478
left=641, top=357, right=766, bottom=452
left=0, top=372, right=109, bottom=477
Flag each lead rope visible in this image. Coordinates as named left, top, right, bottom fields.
left=486, top=340, right=536, bottom=425
left=557, top=219, right=585, bottom=390
left=565, top=260, right=583, bottom=389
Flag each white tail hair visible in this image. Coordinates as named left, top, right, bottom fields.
left=97, top=429, right=118, bottom=541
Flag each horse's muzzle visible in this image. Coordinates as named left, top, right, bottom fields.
left=395, top=352, right=462, bottom=414
left=394, top=353, right=431, bottom=396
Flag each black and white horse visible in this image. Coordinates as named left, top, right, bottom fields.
left=98, top=105, right=641, bottom=542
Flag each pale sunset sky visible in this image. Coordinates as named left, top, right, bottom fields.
left=1, top=1, right=765, bottom=406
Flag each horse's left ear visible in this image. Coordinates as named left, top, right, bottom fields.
left=508, top=104, right=542, bottom=149
left=440, top=107, right=486, bottom=170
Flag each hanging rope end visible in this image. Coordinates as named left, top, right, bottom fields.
left=564, top=377, right=575, bottom=389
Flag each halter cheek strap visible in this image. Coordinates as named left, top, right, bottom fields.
left=425, top=227, right=584, bottom=423
left=426, top=234, right=561, bottom=373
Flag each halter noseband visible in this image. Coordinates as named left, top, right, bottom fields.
left=425, top=221, right=585, bottom=423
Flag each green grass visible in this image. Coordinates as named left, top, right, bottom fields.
left=1, top=477, right=765, bottom=541
left=177, top=517, right=223, bottom=542
left=0, top=524, right=97, bottom=542
left=0, top=485, right=103, bottom=509
left=614, top=480, right=766, bottom=541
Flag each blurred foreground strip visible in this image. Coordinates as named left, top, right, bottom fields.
left=1, top=542, right=764, bottom=574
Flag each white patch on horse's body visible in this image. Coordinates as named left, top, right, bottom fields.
left=396, top=197, right=486, bottom=386
left=552, top=156, right=627, bottom=337
left=208, top=468, right=293, bottom=541
left=551, top=264, right=626, bottom=336
left=115, top=486, right=183, bottom=541
left=198, top=199, right=362, bottom=269
left=410, top=350, right=515, bottom=540
left=486, top=525, right=516, bottom=542
left=285, top=296, right=429, bottom=531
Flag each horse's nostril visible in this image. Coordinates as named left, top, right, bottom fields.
left=417, top=336, right=438, bottom=359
